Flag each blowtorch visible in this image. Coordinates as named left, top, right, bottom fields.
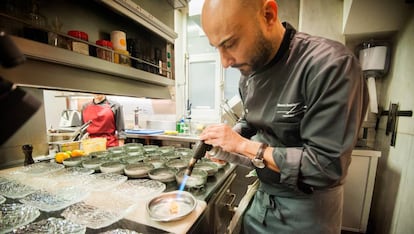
left=184, top=140, right=213, bottom=176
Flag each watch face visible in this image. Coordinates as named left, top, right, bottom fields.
left=252, top=159, right=265, bottom=168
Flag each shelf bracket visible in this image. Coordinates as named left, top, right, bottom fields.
left=377, top=103, right=413, bottom=146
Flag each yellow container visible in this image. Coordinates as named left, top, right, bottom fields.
left=56, top=141, right=81, bottom=152
left=81, top=138, right=107, bottom=155
left=114, top=49, right=131, bottom=66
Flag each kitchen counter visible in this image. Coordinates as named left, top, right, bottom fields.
left=0, top=161, right=236, bottom=234
left=126, top=132, right=200, bottom=146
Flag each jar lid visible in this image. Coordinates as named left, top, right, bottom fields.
left=114, top=49, right=130, bottom=55
left=96, top=40, right=113, bottom=48
left=67, top=30, right=89, bottom=41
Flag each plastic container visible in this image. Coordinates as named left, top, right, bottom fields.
left=81, top=138, right=106, bottom=155
left=67, top=30, right=89, bottom=55
left=110, top=30, right=127, bottom=51
left=95, top=39, right=113, bottom=62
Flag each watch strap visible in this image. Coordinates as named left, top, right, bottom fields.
left=255, top=143, right=268, bottom=160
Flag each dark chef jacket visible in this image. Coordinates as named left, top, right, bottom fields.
left=237, top=23, right=369, bottom=233
left=238, top=22, right=368, bottom=192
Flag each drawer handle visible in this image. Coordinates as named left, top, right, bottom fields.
left=224, top=190, right=237, bottom=212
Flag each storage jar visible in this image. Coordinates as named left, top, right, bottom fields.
left=96, top=39, right=113, bottom=62
left=67, top=30, right=89, bottom=55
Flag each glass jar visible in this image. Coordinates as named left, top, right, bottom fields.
left=114, top=49, right=131, bottom=66
left=67, top=30, right=89, bottom=55
left=96, top=39, right=113, bottom=62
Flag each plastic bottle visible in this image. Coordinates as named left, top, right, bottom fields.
left=179, top=118, right=185, bottom=134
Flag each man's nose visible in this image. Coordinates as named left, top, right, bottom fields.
left=219, top=49, right=234, bottom=68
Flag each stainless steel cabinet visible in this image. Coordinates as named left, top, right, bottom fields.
left=342, top=149, right=381, bottom=233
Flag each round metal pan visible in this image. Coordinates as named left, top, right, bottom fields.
left=146, top=190, right=197, bottom=222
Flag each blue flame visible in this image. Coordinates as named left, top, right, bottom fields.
left=178, top=174, right=189, bottom=192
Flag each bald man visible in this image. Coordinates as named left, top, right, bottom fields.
left=199, top=0, right=368, bottom=233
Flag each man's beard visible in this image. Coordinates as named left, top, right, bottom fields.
left=234, top=29, right=273, bottom=76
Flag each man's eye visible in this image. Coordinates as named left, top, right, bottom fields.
left=223, top=41, right=234, bottom=49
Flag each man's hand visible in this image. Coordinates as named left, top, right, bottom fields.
left=199, top=123, right=247, bottom=154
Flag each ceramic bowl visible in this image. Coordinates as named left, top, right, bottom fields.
left=124, top=163, right=154, bottom=178
left=194, top=162, right=218, bottom=176
left=175, top=168, right=208, bottom=188
left=99, top=162, right=125, bottom=174
left=148, top=167, right=176, bottom=183
left=165, top=159, right=188, bottom=171
left=62, top=157, right=84, bottom=167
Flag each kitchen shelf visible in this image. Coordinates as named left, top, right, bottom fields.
left=99, top=0, right=178, bottom=43
left=1, top=36, right=174, bottom=99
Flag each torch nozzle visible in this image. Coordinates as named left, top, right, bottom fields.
left=184, top=140, right=213, bottom=176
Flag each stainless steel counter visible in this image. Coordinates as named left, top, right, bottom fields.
left=0, top=162, right=237, bottom=234
left=126, top=133, right=200, bottom=145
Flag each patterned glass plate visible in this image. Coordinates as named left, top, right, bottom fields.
left=61, top=202, right=123, bottom=229
left=64, top=167, right=95, bottom=175
left=0, top=180, right=37, bottom=199
left=115, top=179, right=166, bottom=200
left=19, top=187, right=89, bottom=212
left=16, top=162, right=64, bottom=175
left=83, top=173, right=127, bottom=191
left=0, top=176, right=8, bottom=184
left=0, top=195, right=5, bottom=205
left=13, top=217, right=86, bottom=234
left=99, top=229, right=143, bottom=234
left=0, top=203, right=41, bottom=233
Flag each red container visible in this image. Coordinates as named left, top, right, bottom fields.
left=67, top=30, right=89, bottom=55
left=96, top=39, right=113, bottom=62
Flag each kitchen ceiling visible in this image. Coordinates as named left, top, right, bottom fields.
left=343, top=0, right=414, bottom=38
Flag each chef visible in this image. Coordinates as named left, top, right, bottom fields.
left=81, top=94, right=125, bottom=147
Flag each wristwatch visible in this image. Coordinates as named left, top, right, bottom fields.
left=252, top=143, right=268, bottom=168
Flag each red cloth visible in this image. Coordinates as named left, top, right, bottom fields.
left=82, top=101, right=118, bottom=147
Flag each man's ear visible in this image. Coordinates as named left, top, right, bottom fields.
left=263, top=0, right=278, bottom=25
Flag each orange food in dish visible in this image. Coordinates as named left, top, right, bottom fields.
left=169, top=201, right=179, bottom=214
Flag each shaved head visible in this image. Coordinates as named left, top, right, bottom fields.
left=201, top=0, right=284, bottom=76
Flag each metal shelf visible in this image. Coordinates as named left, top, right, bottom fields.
left=1, top=36, right=174, bottom=99
left=100, top=0, right=178, bottom=43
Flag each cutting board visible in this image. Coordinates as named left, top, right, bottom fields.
left=125, top=129, right=164, bottom=135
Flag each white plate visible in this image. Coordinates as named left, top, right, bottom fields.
left=0, top=203, right=41, bottom=233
